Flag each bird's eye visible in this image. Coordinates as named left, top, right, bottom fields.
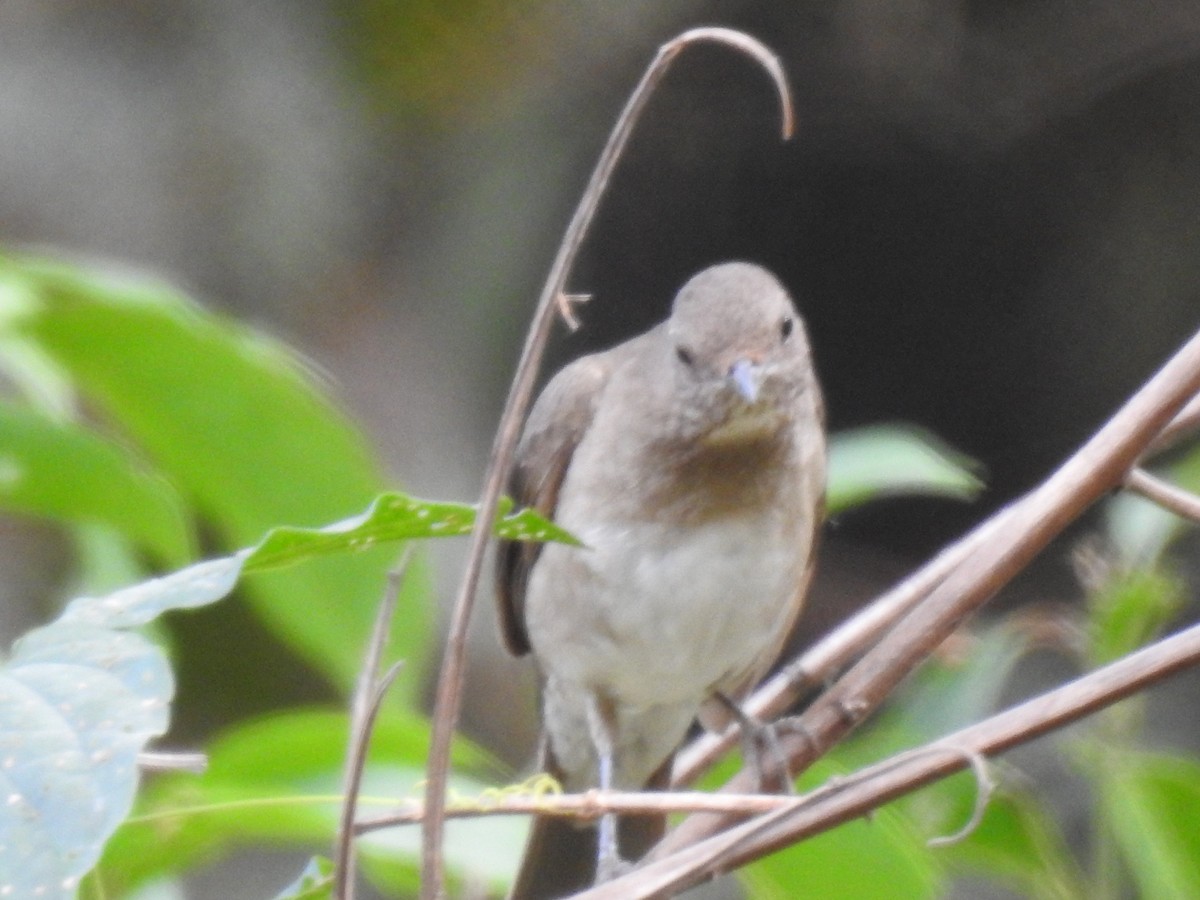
left=780, top=316, right=794, bottom=341
left=675, top=345, right=694, bottom=366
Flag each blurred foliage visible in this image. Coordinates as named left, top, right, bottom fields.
left=0, top=250, right=565, bottom=897
left=332, top=0, right=554, bottom=125
left=827, top=424, right=984, bottom=515
left=0, top=250, right=420, bottom=695
left=275, top=857, right=335, bottom=900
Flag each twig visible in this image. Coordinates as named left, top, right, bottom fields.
left=135, top=751, right=207, bottom=773
left=350, top=619, right=1200, bottom=895
left=584, top=619, right=1200, bottom=898
left=352, top=747, right=981, bottom=840
left=660, top=322, right=1200, bottom=856
left=1125, top=466, right=1200, bottom=523
left=418, top=27, right=795, bottom=898
left=334, top=552, right=412, bottom=900
left=924, top=745, right=995, bottom=848
left=358, top=789, right=808, bottom=832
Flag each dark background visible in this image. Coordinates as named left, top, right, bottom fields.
left=3, top=2, right=1200, bottom=896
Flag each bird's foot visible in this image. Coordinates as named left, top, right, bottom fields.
left=593, top=808, right=636, bottom=883
left=594, top=847, right=635, bottom=884
left=715, top=693, right=800, bottom=794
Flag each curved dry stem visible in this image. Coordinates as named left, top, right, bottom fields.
left=924, top=745, right=995, bottom=848
left=418, top=27, right=795, bottom=897
left=667, top=28, right=795, bottom=140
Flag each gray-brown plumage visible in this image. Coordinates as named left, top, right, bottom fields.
left=497, top=262, right=826, bottom=898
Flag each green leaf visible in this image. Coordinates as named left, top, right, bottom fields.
left=0, top=401, right=192, bottom=565
left=740, top=760, right=942, bottom=900
left=1099, top=749, right=1200, bottom=899
left=243, top=492, right=578, bottom=574
left=200, top=708, right=498, bottom=782
left=2, top=250, right=403, bottom=691
left=58, top=492, right=568, bottom=630
left=828, top=425, right=983, bottom=515
left=1087, top=566, right=1184, bottom=666
left=275, top=857, right=334, bottom=900
left=919, top=774, right=1085, bottom=900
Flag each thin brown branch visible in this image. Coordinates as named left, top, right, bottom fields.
left=335, top=553, right=411, bottom=900
left=661, top=322, right=1200, bottom=857
left=1125, top=466, right=1200, bottom=523
left=357, top=789, right=806, bottom=832
left=419, top=27, right=795, bottom=897
left=135, top=751, right=207, bottom=773
left=584, top=620, right=1200, bottom=898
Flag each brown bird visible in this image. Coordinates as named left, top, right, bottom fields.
left=497, top=261, right=826, bottom=898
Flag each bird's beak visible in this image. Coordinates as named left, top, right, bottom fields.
left=728, top=358, right=763, bottom=403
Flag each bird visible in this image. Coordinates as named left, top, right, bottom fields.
left=496, top=261, right=826, bottom=898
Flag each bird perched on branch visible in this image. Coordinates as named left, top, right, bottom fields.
left=497, top=261, right=826, bottom=898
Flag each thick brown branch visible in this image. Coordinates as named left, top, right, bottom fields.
left=583, top=620, right=1200, bottom=898
left=661, top=322, right=1200, bottom=858
left=676, top=384, right=1200, bottom=787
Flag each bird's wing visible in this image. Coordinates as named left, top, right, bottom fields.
left=496, top=351, right=613, bottom=656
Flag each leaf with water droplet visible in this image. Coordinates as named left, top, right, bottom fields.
left=0, top=625, right=171, bottom=898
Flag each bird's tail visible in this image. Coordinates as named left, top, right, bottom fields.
left=507, top=749, right=671, bottom=899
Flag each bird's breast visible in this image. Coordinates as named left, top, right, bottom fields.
left=525, top=508, right=808, bottom=710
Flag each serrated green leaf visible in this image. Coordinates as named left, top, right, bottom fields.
left=57, top=492, right=568, bottom=630
left=243, top=492, right=577, bottom=574
left=828, top=425, right=983, bottom=515
left=0, top=401, right=192, bottom=566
